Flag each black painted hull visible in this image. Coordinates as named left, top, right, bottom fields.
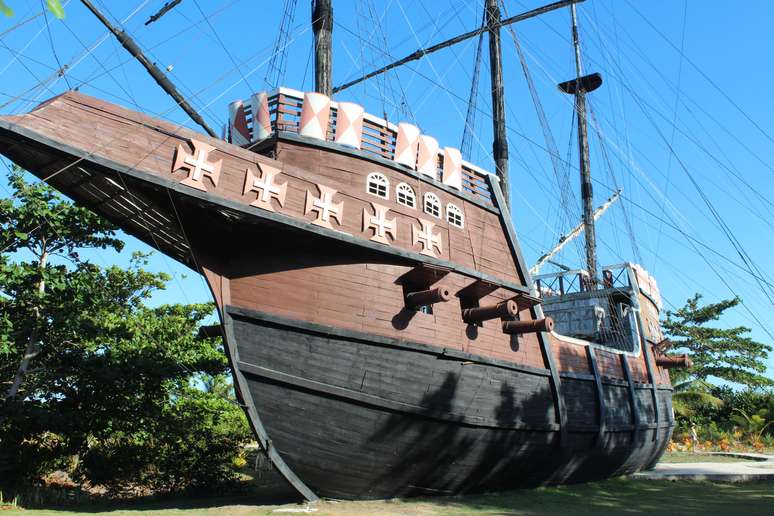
left=224, top=306, right=673, bottom=500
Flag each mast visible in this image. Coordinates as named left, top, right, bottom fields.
left=79, top=0, right=216, bottom=138
left=486, top=0, right=509, bottom=206
left=312, top=0, right=333, bottom=96
left=558, top=3, right=602, bottom=286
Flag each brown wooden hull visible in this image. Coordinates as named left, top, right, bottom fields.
left=226, top=306, right=672, bottom=499
left=0, top=92, right=674, bottom=501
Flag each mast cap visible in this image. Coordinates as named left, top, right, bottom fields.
left=558, top=72, right=602, bottom=95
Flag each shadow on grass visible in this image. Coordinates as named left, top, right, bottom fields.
left=8, top=478, right=774, bottom=515
left=423, top=477, right=774, bottom=515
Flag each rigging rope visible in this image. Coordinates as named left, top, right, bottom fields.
left=264, top=0, right=299, bottom=89
left=460, top=9, right=485, bottom=160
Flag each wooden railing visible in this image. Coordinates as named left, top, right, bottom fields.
left=233, top=87, right=495, bottom=206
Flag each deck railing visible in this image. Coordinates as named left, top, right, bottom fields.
left=229, top=87, right=495, bottom=206
left=535, top=264, right=634, bottom=298
left=534, top=263, right=662, bottom=310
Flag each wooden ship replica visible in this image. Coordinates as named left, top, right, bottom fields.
left=0, top=0, right=690, bottom=501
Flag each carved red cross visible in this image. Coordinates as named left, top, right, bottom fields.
left=362, top=202, right=396, bottom=245
left=305, top=184, right=344, bottom=229
left=412, top=219, right=442, bottom=257
left=243, top=163, right=286, bottom=212
left=171, top=139, right=222, bottom=192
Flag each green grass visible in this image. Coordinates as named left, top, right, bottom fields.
left=5, top=478, right=774, bottom=515
left=659, top=452, right=762, bottom=463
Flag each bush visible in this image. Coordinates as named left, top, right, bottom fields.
left=77, top=387, right=252, bottom=493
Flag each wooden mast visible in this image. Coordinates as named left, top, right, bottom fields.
left=312, top=0, right=333, bottom=96
left=558, top=3, right=602, bottom=286
left=486, top=0, right=509, bottom=206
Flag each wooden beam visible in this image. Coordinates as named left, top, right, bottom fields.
left=642, top=343, right=661, bottom=442
left=486, top=0, right=509, bottom=206
left=332, top=0, right=586, bottom=94
left=621, top=354, right=642, bottom=446
left=312, top=0, right=333, bottom=96
left=79, top=0, right=217, bottom=137
left=586, top=345, right=607, bottom=448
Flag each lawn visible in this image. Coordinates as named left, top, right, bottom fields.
left=4, top=478, right=773, bottom=515
left=659, top=452, right=765, bottom=463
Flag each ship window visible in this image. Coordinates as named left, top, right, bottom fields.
left=366, top=172, right=389, bottom=199
left=446, top=203, right=464, bottom=228
left=423, top=192, right=441, bottom=218
left=396, top=183, right=416, bottom=208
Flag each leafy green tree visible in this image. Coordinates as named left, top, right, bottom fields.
left=663, top=294, right=773, bottom=389
left=1, top=170, right=250, bottom=492
left=671, top=379, right=723, bottom=420
left=0, top=0, right=64, bottom=19
left=1, top=166, right=123, bottom=415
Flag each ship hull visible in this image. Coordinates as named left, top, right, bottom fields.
left=0, top=92, right=675, bottom=501
left=225, top=306, right=672, bottom=499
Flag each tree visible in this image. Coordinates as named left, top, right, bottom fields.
left=1, top=170, right=250, bottom=492
left=0, top=0, right=64, bottom=19
left=663, top=294, right=773, bottom=389
left=1, top=165, right=123, bottom=415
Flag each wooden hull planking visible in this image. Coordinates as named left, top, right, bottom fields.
left=0, top=92, right=674, bottom=500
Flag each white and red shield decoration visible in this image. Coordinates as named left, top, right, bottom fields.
left=251, top=92, right=272, bottom=141
left=228, top=100, right=250, bottom=146
left=299, top=92, right=331, bottom=141
left=393, top=122, right=420, bottom=168
left=416, top=134, right=439, bottom=179
left=334, top=102, right=364, bottom=149
left=442, top=146, right=463, bottom=191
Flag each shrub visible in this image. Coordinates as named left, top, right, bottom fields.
left=77, top=387, right=252, bottom=493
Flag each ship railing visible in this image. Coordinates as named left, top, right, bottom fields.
left=228, top=87, right=495, bottom=207
left=534, top=263, right=635, bottom=298
left=534, top=269, right=589, bottom=297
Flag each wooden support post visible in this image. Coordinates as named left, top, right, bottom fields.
left=198, top=324, right=224, bottom=339
left=586, top=345, right=607, bottom=448
left=405, top=286, right=451, bottom=309
left=312, top=0, right=333, bottom=96
left=642, top=342, right=661, bottom=442
left=621, top=354, right=641, bottom=445
left=501, top=317, right=553, bottom=335
left=462, top=299, right=517, bottom=325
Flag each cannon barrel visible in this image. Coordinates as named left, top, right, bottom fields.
left=405, top=286, right=451, bottom=309
left=655, top=353, right=693, bottom=369
left=502, top=317, right=554, bottom=335
left=462, top=299, right=518, bottom=324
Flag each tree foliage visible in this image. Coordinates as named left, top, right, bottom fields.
left=663, top=294, right=772, bottom=388
left=0, top=0, right=64, bottom=19
left=1, top=170, right=250, bottom=492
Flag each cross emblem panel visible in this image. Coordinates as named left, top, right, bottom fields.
left=362, top=202, right=396, bottom=245
left=171, top=138, right=222, bottom=192
left=243, top=163, right=287, bottom=212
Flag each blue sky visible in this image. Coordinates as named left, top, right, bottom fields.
left=1, top=0, right=772, bottom=380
